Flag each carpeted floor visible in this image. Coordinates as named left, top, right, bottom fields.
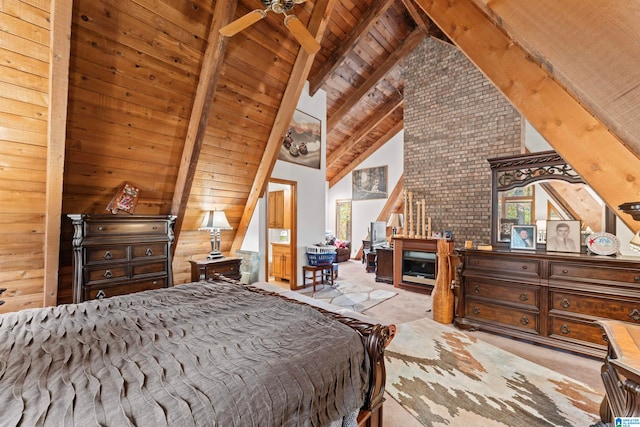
left=298, top=280, right=397, bottom=312
left=385, top=317, right=602, bottom=427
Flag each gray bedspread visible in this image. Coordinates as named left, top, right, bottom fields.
left=0, top=281, right=368, bottom=426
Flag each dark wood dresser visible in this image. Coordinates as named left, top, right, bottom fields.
left=68, top=214, right=176, bottom=303
left=456, top=249, right=640, bottom=358
left=189, top=257, right=242, bottom=282
left=375, top=247, right=394, bottom=284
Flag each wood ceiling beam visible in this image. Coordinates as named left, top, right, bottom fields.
left=413, top=0, right=640, bottom=232
left=170, top=0, right=238, bottom=241
left=326, top=28, right=425, bottom=132
left=44, top=0, right=73, bottom=307
left=230, top=0, right=338, bottom=254
left=329, top=120, right=404, bottom=188
left=327, top=97, right=403, bottom=169
left=402, top=0, right=451, bottom=44
left=308, top=0, right=395, bottom=96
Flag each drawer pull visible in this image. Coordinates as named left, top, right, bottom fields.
left=103, top=270, right=113, bottom=279
left=152, top=280, right=158, bottom=285
left=562, top=269, right=569, bottom=274
left=520, top=316, right=529, bottom=325
left=519, top=293, right=529, bottom=302
left=560, top=324, right=570, bottom=334
left=0, top=288, right=6, bottom=295
left=98, top=226, right=104, bottom=231
left=629, top=309, right=640, bottom=322
left=473, top=285, right=480, bottom=293
left=472, top=260, right=479, bottom=265
left=104, top=251, right=113, bottom=260
left=96, top=290, right=106, bottom=300
left=145, top=248, right=154, bottom=256
left=473, top=307, right=480, bottom=315
left=635, top=276, right=640, bottom=282
left=561, top=298, right=571, bottom=309
left=522, top=265, right=528, bottom=270
left=153, top=226, right=158, bottom=230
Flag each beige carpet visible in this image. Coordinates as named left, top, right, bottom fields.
left=299, top=280, right=397, bottom=312
left=385, top=317, right=602, bottom=427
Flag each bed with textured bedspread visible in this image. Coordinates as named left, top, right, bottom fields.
left=0, top=277, right=392, bottom=427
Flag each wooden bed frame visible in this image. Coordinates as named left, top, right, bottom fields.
left=229, top=277, right=396, bottom=427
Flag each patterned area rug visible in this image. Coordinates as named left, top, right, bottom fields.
left=299, top=281, right=397, bottom=312
left=385, top=318, right=602, bottom=426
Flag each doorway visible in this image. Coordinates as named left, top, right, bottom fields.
left=266, top=179, right=297, bottom=289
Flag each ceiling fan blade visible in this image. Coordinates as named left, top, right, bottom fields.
left=284, top=14, right=321, bottom=55
left=219, top=10, right=266, bottom=37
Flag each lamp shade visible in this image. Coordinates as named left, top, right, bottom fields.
left=387, top=213, right=404, bottom=229
left=199, top=210, right=232, bottom=230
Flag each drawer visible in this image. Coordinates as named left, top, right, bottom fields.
left=205, top=263, right=240, bottom=277
left=131, top=261, right=167, bottom=278
left=85, top=220, right=169, bottom=237
left=85, top=246, right=128, bottom=264
left=85, top=265, right=128, bottom=284
left=465, top=255, right=541, bottom=279
left=549, top=262, right=640, bottom=286
left=550, top=290, right=640, bottom=323
left=85, top=277, right=167, bottom=300
left=464, top=278, right=539, bottom=308
left=131, top=242, right=168, bottom=259
left=465, top=300, right=538, bottom=333
left=548, top=316, right=607, bottom=347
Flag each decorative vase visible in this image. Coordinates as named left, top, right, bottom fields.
left=432, top=239, right=454, bottom=324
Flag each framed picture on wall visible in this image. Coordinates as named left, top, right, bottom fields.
left=510, top=225, right=536, bottom=250
left=352, top=166, right=387, bottom=200
left=277, top=109, right=322, bottom=169
left=546, top=220, right=581, bottom=253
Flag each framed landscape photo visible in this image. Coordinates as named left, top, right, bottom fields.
left=545, top=220, right=581, bottom=253
left=352, top=166, right=387, bottom=200
left=277, top=109, right=322, bottom=169
left=510, top=225, right=536, bottom=250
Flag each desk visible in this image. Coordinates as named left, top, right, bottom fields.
left=302, top=264, right=334, bottom=292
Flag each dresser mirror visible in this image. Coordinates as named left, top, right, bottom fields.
left=489, top=151, right=612, bottom=248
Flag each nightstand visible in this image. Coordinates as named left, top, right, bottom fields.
left=189, top=257, right=242, bottom=282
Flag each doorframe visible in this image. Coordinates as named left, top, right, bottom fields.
left=266, top=178, right=297, bottom=289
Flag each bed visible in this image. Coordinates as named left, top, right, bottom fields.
left=0, top=275, right=394, bottom=427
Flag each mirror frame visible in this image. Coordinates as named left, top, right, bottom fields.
left=488, top=151, right=586, bottom=248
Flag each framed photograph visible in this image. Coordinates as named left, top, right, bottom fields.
left=546, top=220, right=581, bottom=253
left=510, top=225, right=536, bottom=250
left=352, top=166, right=387, bottom=200
left=277, top=109, right=321, bottom=169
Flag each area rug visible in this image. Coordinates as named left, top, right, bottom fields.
left=385, top=317, right=602, bottom=426
left=299, top=281, right=397, bottom=312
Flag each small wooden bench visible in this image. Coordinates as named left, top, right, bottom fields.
left=302, top=264, right=334, bottom=292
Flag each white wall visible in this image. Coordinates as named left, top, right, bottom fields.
left=326, top=131, right=404, bottom=257
left=242, top=82, right=327, bottom=283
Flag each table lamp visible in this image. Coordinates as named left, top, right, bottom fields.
left=387, top=213, right=404, bottom=237
left=199, top=210, right=232, bottom=259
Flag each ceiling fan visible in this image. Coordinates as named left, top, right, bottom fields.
left=219, top=0, right=321, bottom=55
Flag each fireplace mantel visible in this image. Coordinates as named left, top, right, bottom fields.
left=392, top=237, right=453, bottom=293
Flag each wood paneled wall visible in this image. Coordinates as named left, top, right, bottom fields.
left=0, top=0, right=51, bottom=313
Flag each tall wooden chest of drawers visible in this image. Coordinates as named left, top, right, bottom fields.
left=456, top=249, right=640, bottom=358
left=68, top=214, right=176, bottom=303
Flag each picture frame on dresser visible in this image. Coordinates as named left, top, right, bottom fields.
left=545, top=220, right=581, bottom=253
left=510, top=225, right=536, bottom=250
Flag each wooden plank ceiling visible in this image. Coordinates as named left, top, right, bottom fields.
left=54, top=0, right=640, bottom=294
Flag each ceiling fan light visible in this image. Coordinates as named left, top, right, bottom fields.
left=284, top=14, right=320, bottom=55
